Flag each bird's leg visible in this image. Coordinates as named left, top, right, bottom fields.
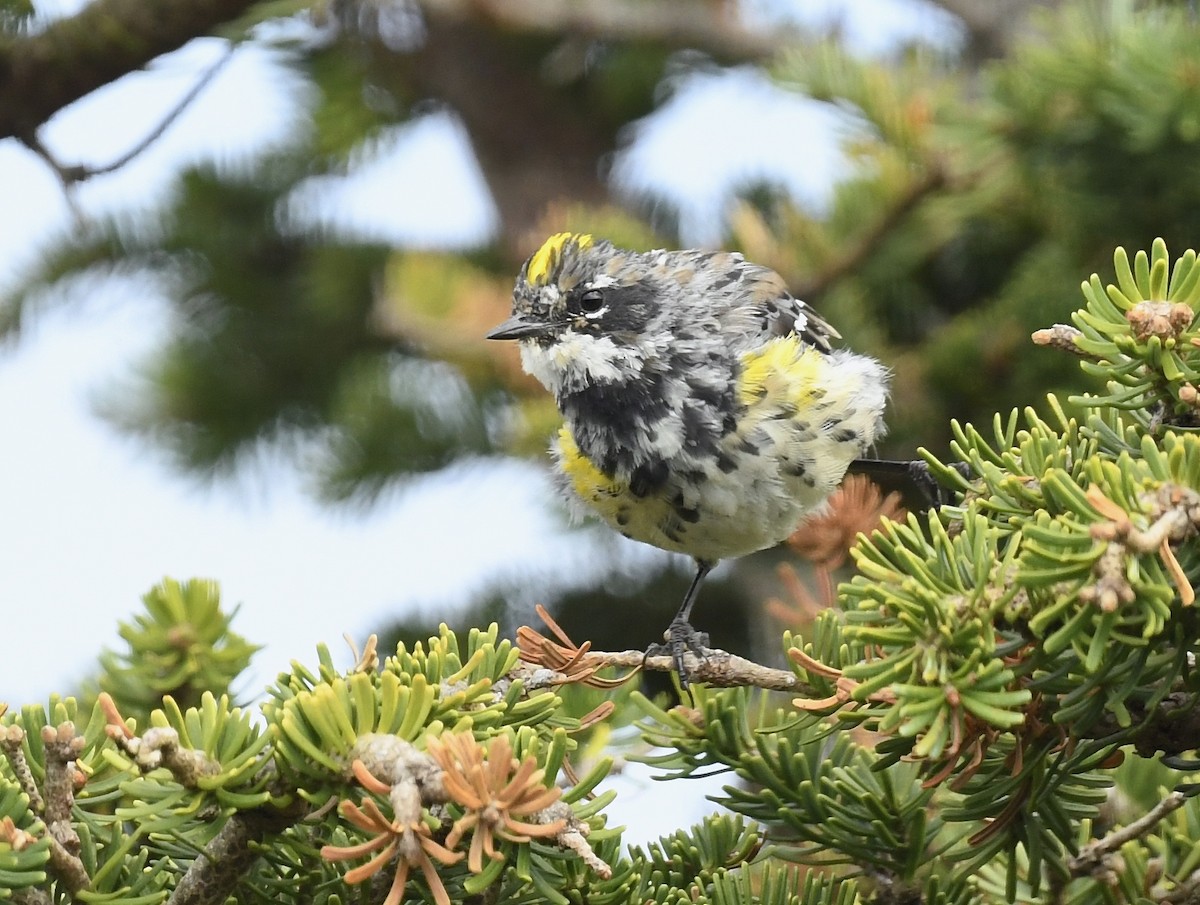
left=646, top=558, right=714, bottom=689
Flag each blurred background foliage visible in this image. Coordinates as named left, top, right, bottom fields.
left=3, top=0, right=1200, bottom=655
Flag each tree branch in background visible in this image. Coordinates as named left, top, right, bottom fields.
left=396, top=9, right=614, bottom=251
left=18, top=44, right=235, bottom=223
left=0, top=0, right=794, bottom=250
left=0, top=0, right=257, bottom=142
left=406, top=0, right=807, bottom=247
left=1068, top=788, right=1196, bottom=879
left=417, top=0, right=790, bottom=62
left=795, top=161, right=948, bottom=300
left=930, top=0, right=1054, bottom=62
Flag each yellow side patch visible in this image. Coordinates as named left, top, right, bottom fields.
left=737, top=336, right=827, bottom=408
left=527, top=232, right=593, bottom=285
left=558, top=425, right=621, bottom=502
left=558, top=425, right=678, bottom=545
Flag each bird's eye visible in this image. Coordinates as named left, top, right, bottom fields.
left=579, top=288, right=605, bottom=314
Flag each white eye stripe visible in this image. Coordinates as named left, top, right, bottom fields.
left=584, top=306, right=608, bottom=319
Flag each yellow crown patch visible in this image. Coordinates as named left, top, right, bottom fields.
left=526, top=232, right=593, bottom=285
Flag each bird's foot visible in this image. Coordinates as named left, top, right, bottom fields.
left=645, top=618, right=710, bottom=689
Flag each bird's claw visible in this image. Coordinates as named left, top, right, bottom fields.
left=645, top=618, right=710, bottom=689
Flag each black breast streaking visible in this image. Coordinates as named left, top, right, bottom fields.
left=558, top=342, right=742, bottom=497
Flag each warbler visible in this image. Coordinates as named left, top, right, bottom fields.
left=487, top=233, right=890, bottom=685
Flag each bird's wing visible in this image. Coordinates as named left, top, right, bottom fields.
left=672, top=251, right=837, bottom=354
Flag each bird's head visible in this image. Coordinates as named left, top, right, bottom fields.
left=487, top=233, right=661, bottom=394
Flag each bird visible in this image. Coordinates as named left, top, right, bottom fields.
left=486, top=232, right=890, bottom=686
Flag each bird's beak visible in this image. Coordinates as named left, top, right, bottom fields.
left=485, top=316, right=554, bottom=341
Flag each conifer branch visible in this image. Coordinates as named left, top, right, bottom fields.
left=167, top=807, right=296, bottom=905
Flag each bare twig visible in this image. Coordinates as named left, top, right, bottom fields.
left=1069, top=789, right=1195, bottom=878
